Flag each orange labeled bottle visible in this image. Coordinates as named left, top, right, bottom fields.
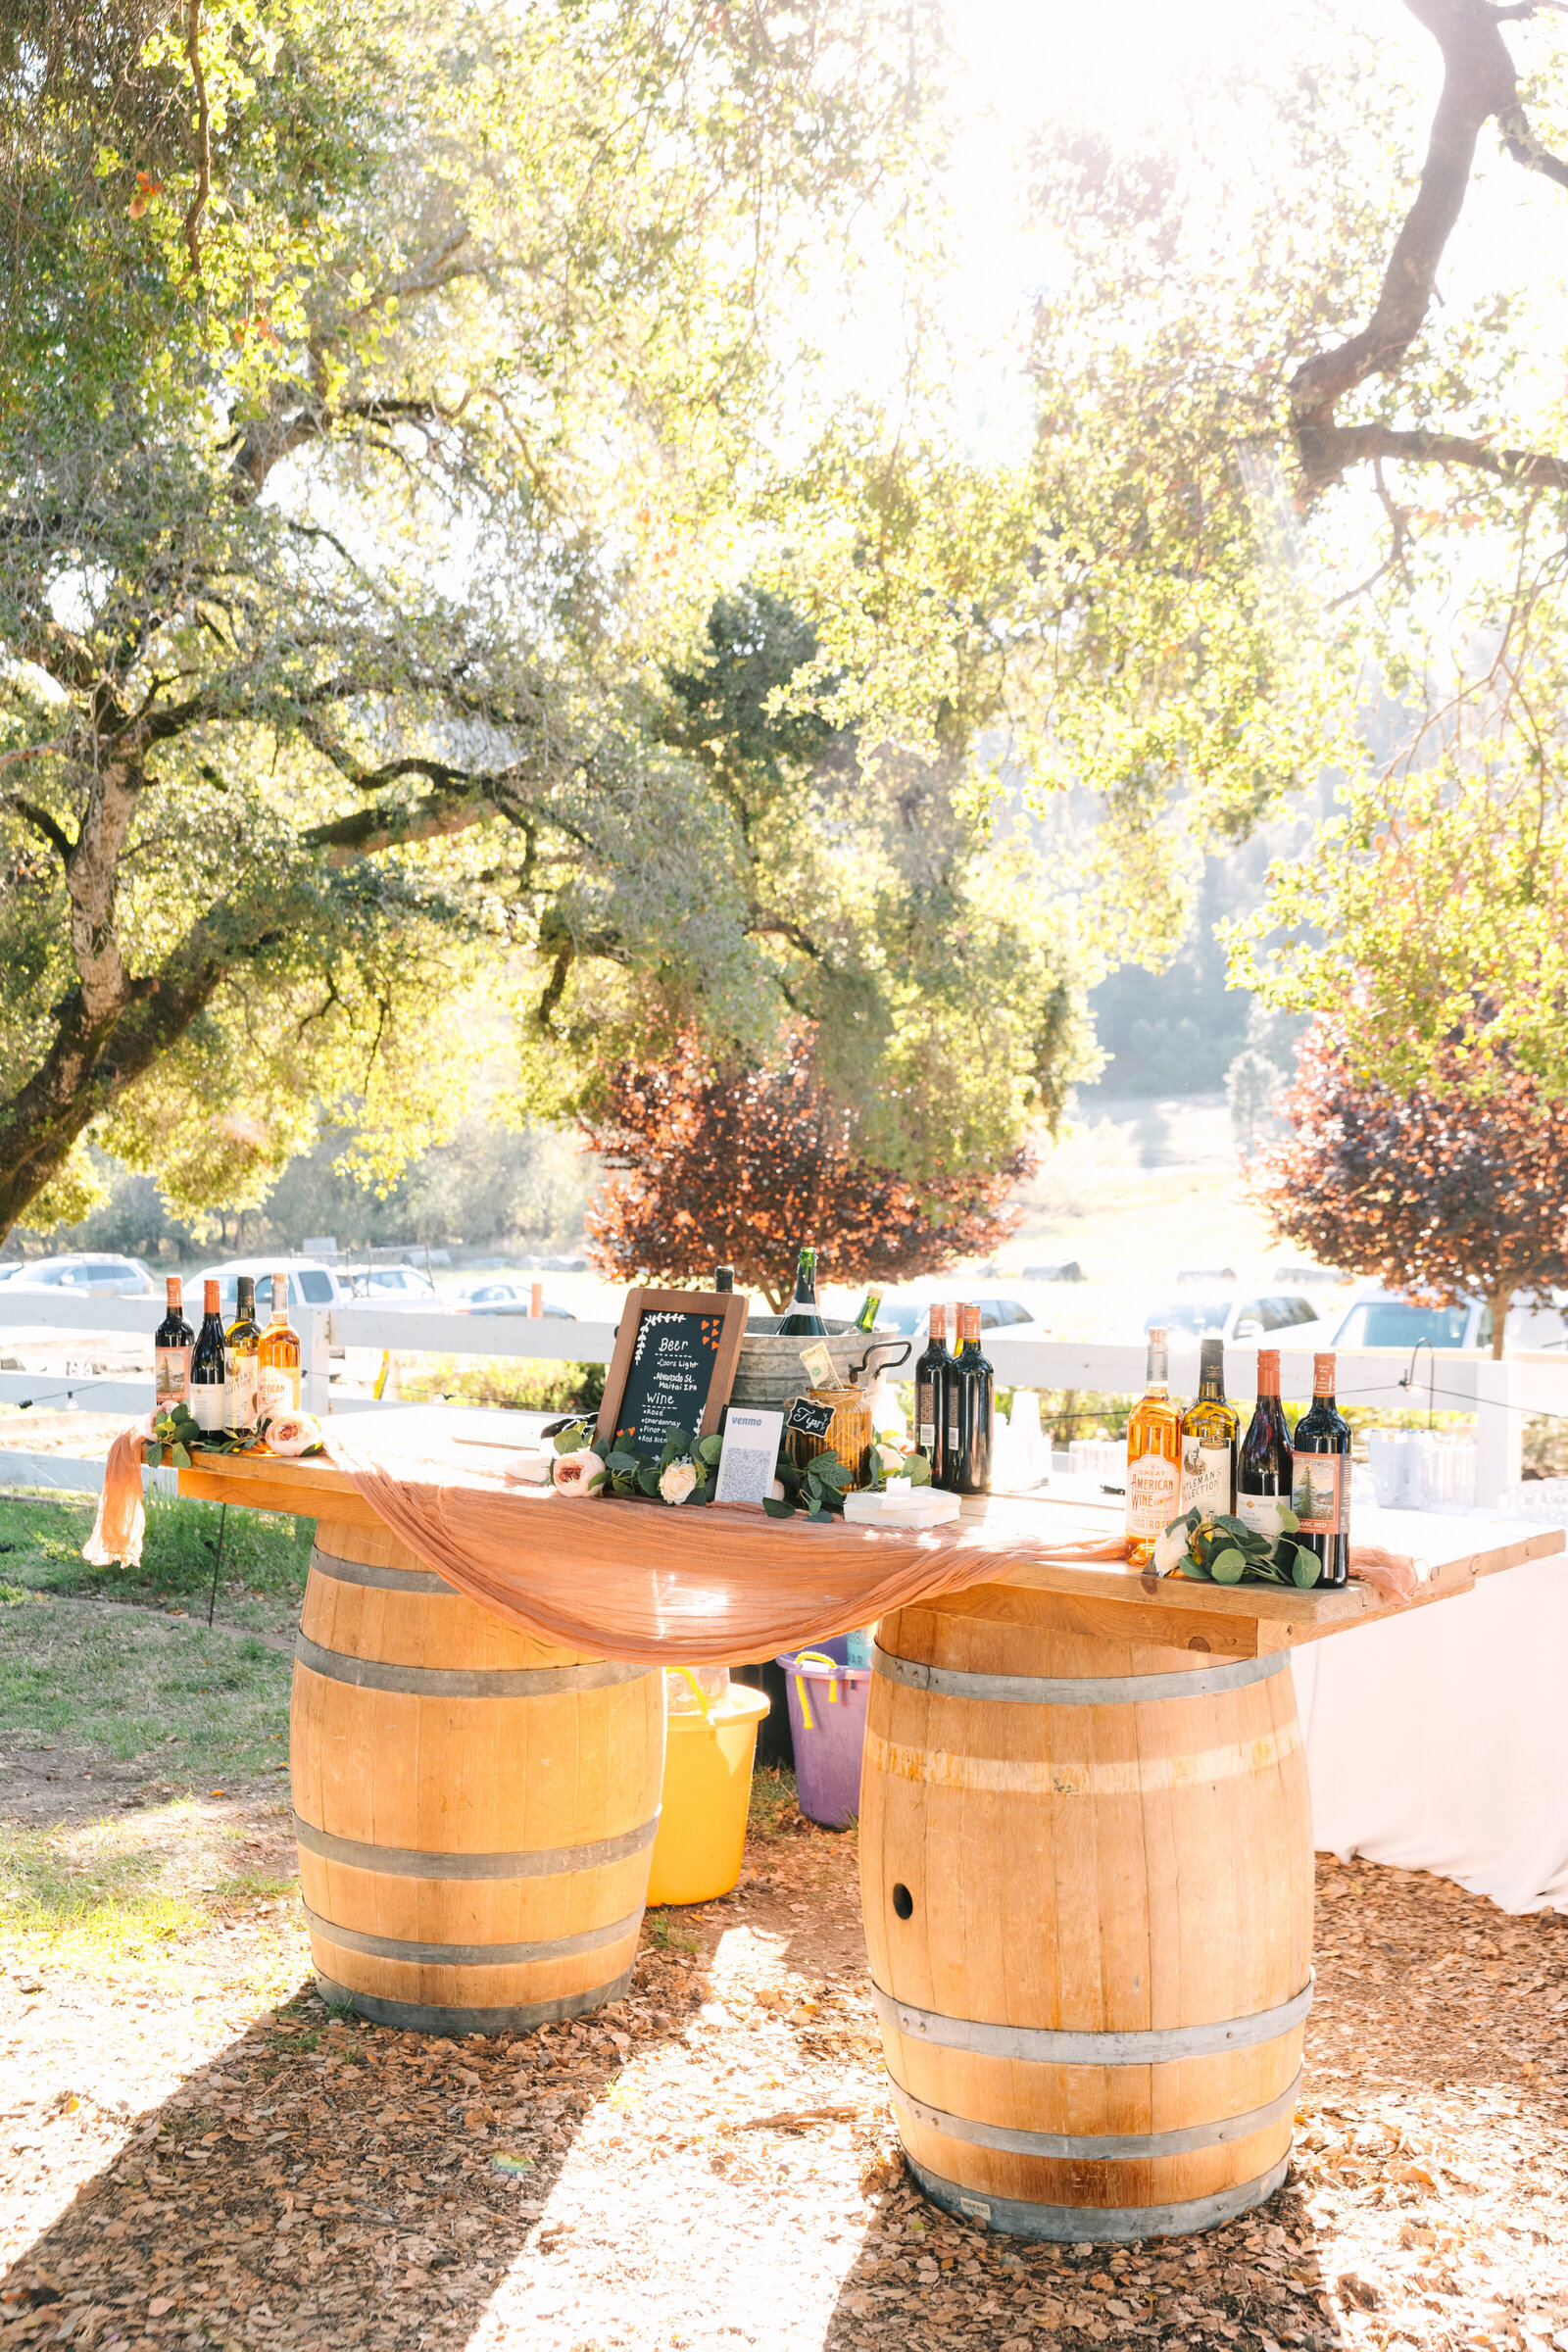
left=257, top=1272, right=302, bottom=1422
left=1125, top=1325, right=1184, bottom=1566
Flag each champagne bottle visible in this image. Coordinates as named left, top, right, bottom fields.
left=947, top=1304, right=994, bottom=1496
left=777, top=1244, right=827, bottom=1338
left=1292, top=1352, right=1351, bottom=1587
left=226, top=1276, right=262, bottom=1437
left=257, top=1272, right=302, bottom=1422
left=1180, top=1335, right=1238, bottom=1518
left=154, top=1276, right=193, bottom=1410
left=190, top=1279, right=228, bottom=1437
left=1237, top=1347, right=1295, bottom=1540
left=1125, top=1326, right=1184, bottom=1567
left=853, top=1289, right=883, bottom=1333
left=913, top=1304, right=951, bottom=1482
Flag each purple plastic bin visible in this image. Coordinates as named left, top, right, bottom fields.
left=776, top=1644, right=871, bottom=1829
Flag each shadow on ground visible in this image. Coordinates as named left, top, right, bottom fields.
left=0, top=1956, right=710, bottom=2352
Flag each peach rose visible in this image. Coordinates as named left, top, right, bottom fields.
left=265, top=1408, right=324, bottom=1457
left=553, top=1446, right=605, bottom=1496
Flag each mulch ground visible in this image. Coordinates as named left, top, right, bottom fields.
left=2, top=1788, right=1567, bottom=2352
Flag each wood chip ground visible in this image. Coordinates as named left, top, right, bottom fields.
left=2, top=1782, right=1566, bottom=2352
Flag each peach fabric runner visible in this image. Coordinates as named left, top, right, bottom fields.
left=84, top=1423, right=1418, bottom=1660
left=323, top=1434, right=1135, bottom=1661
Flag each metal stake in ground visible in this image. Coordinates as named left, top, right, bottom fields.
left=206, top=1502, right=228, bottom=1628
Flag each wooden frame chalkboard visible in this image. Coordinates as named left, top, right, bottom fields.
left=595, top=1287, right=749, bottom=1452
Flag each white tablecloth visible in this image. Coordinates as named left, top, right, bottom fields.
left=1292, top=1546, right=1568, bottom=1914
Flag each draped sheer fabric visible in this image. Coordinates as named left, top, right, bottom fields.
left=321, top=1433, right=1134, bottom=1662
left=84, top=1422, right=1417, bottom=1658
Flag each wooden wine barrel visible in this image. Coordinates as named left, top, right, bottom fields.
left=860, top=1585, right=1313, bottom=2241
left=290, top=1515, right=664, bottom=2035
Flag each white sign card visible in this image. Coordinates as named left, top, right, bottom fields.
left=714, top=1407, right=785, bottom=1508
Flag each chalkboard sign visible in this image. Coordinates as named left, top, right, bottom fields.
left=596, top=1287, right=749, bottom=1452
left=786, top=1396, right=835, bottom=1439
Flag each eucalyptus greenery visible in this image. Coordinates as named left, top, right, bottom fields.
left=1160, top=1506, right=1322, bottom=1592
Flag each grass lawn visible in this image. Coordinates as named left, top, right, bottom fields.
left=0, top=1490, right=313, bottom=1983
left=0, top=1490, right=312, bottom=1786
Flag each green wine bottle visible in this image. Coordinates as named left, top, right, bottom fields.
left=854, top=1289, right=883, bottom=1333
left=777, top=1245, right=827, bottom=1338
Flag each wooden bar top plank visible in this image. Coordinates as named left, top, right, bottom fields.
left=169, top=1444, right=1564, bottom=1650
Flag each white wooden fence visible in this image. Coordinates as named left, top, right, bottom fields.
left=2, top=1290, right=1565, bottom=1507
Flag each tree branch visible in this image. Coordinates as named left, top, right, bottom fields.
left=1291, top=0, right=1568, bottom=498
left=302, top=789, right=496, bottom=864
left=746, top=911, right=821, bottom=959
left=1301, top=419, right=1568, bottom=494
left=6, top=797, right=76, bottom=862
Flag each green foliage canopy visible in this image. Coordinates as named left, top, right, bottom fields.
left=0, top=0, right=946, bottom=1240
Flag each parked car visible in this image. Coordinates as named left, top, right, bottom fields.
left=1319, top=1284, right=1568, bottom=1353
left=1142, top=1291, right=1323, bottom=1346
left=350, top=1264, right=438, bottom=1302
left=2, top=1252, right=156, bottom=1297
left=460, top=1279, right=576, bottom=1319
left=193, top=1257, right=355, bottom=1315
left=875, top=1295, right=1046, bottom=1339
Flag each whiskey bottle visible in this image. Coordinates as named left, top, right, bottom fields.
left=257, top=1272, right=302, bottom=1421
left=1125, top=1326, right=1184, bottom=1567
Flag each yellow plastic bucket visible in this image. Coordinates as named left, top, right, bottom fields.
left=647, top=1682, right=771, bottom=1906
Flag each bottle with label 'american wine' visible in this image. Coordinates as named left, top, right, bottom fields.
left=257, top=1273, right=302, bottom=1421
left=1292, top=1352, right=1350, bottom=1586
left=1180, top=1334, right=1237, bottom=1518
left=190, top=1278, right=228, bottom=1437
left=777, top=1245, right=827, bottom=1338
left=1125, top=1325, right=1183, bottom=1567
left=1237, top=1347, right=1295, bottom=1540
left=154, top=1276, right=193, bottom=1410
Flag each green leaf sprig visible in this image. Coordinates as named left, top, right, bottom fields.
left=148, top=1402, right=289, bottom=1466
left=1161, top=1505, right=1321, bottom=1590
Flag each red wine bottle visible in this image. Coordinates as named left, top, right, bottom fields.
left=913, top=1304, right=952, bottom=1483
left=190, top=1278, right=228, bottom=1437
left=154, top=1276, right=193, bottom=1410
left=1237, top=1348, right=1295, bottom=1539
left=948, top=1303, right=994, bottom=1496
left=1291, top=1352, right=1351, bottom=1586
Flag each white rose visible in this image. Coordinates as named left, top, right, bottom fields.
left=875, top=1441, right=910, bottom=1474
left=552, top=1446, right=605, bottom=1496
left=1152, top=1520, right=1190, bottom=1577
left=659, top=1459, right=699, bottom=1505
left=767, top=1477, right=785, bottom=1500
